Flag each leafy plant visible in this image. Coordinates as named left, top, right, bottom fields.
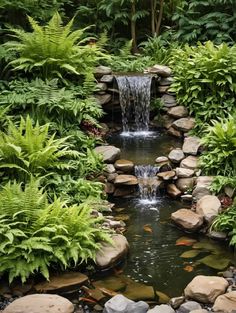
left=170, top=41, right=236, bottom=132
left=199, top=116, right=236, bottom=176
left=0, top=179, right=111, bottom=283
left=4, top=12, right=108, bottom=80
left=210, top=176, right=236, bottom=195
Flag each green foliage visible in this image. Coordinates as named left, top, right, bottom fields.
left=0, top=179, right=111, bottom=283
left=210, top=176, right=236, bottom=195
left=174, top=0, right=236, bottom=44
left=200, top=116, right=236, bottom=176
left=4, top=12, right=108, bottom=79
left=170, top=41, right=236, bottom=131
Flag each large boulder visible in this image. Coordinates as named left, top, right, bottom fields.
left=3, top=294, right=74, bottom=313
left=168, top=149, right=185, bottom=164
left=103, top=294, right=149, bottom=313
left=180, top=156, right=199, bottom=170
left=184, top=275, right=228, bottom=303
left=114, top=175, right=138, bottom=186
left=94, top=145, right=121, bottom=163
left=213, top=291, right=236, bottom=313
left=35, top=272, right=88, bottom=293
left=171, top=209, right=203, bottom=231
left=114, top=159, right=134, bottom=173
left=192, top=176, right=213, bottom=201
left=147, top=65, right=172, bottom=77
left=196, top=195, right=221, bottom=223
left=95, top=234, right=129, bottom=268
left=172, top=118, right=195, bottom=132
left=147, top=304, right=175, bottom=313
left=168, top=106, right=188, bottom=119
left=182, top=137, right=201, bottom=156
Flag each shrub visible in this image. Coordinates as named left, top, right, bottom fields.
left=199, top=116, right=236, bottom=176
left=170, top=41, right=236, bottom=131
left=0, top=179, right=111, bottom=283
left=210, top=176, right=236, bottom=195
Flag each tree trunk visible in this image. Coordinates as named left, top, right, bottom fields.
left=155, top=0, right=164, bottom=36
left=151, top=0, right=157, bottom=36
left=131, top=1, right=138, bottom=53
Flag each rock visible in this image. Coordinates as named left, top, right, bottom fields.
left=96, top=82, right=108, bottom=91
left=176, top=168, right=194, bottom=178
left=148, top=65, right=172, bottom=77
left=168, top=106, right=188, bottom=119
left=181, top=194, right=193, bottom=202
left=173, top=118, right=195, bottom=132
left=178, top=301, right=202, bottom=313
left=224, top=186, right=235, bottom=198
left=167, top=127, right=182, bottom=138
left=93, top=276, right=127, bottom=292
left=189, top=310, right=208, bottom=313
left=103, top=294, right=149, bottom=313
left=169, top=296, right=185, bottom=309
left=123, top=283, right=155, bottom=301
left=3, top=294, right=74, bottom=313
left=176, top=178, right=195, bottom=192
left=95, top=65, right=112, bottom=77
left=213, top=291, right=236, bottom=312
left=180, top=156, right=199, bottom=170
left=171, top=208, right=203, bottom=231
left=95, top=94, right=112, bottom=105
left=161, top=94, right=177, bottom=108
left=94, top=145, right=121, bottom=163
left=147, top=304, right=175, bottom=313
left=207, top=230, right=227, bottom=240
left=95, top=234, right=129, bottom=268
left=34, top=272, right=88, bottom=293
left=161, top=115, right=175, bottom=128
left=105, top=182, right=115, bottom=194
left=114, top=175, right=138, bottom=186
left=159, top=77, right=174, bottom=86
left=157, top=170, right=175, bottom=180
left=184, top=275, right=228, bottom=303
left=182, top=137, right=201, bottom=156
left=100, top=75, right=114, bottom=83
left=107, top=173, right=118, bottom=183
left=114, top=159, right=134, bottom=173
left=196, top=195, right=221, bottom=223
left=167, top=184, right=182, bottom=198
left=105, top=164, right=116, bottom=174
left=168, top=149, right=185, bottom=163
left=192, top=176, right=213, bottom=201
left=113, top=186, right=136, bottom=197
left=155, top=156, right=169, bottom=164
left=158, top=86, right=169, bottom=93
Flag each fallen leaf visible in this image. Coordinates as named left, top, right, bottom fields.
left=99, top=287, right=118, bottom=297
left=197, top=254, right=231, bottom=270
left=180, top=250, right=201, bottom=258
left=183, top=265, right=194, bottom=272
left=143, top=224, right=153, bottom=233
left=79, top=297, right=97, bottom=304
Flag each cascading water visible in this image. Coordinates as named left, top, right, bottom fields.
left=115, top=75, right=153, bottom=134
left=135, top=165, right=160, bottom=204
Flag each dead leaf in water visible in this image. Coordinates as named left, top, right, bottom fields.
left=183, top=265, right=194, bottom=272
left=180, top=250, right=201, bottom=258
left=143, top=224, right=153, bottom=233
left=197, top=254, right=231, bottom=270
left=99, top=287, right=118, bottom=297
left=176, top=236, right=197, bottom=246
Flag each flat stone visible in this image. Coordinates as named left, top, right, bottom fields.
left=176, top=178, right=195, bottom=192
left=181, top=194, right=193, bottom=202
left=95, top=65, right=112, bottom=77
left=123, top=283, right=155, bottom=301
left=167, top=184, right=182, bottom=198
left=103, top=294, right=149, bottom=313
left=157, top=170, right=175, bottom=180
left=213, top=291, right=236, bottom=313
left=3, top=294, right=74, bottom=313
left=95, top=94, right=112, bottom=105
left=189, top=310, right=209, bottom=313
left=113, top=186, right=136, bottom=197
left=169, top=296, right=185, bottom=309
left=159, top=77, right=174, bottom=86
left=105, top=164, right=116, bottom=174
left=196, top=195, right=221, bottom=223
left=182, top=137, right=201, bottom=156
left=184, top=275, right=228, bottom=303
left=114, top=175, right=138, bottom=186
left=207, top=230, right=227, bottom=240
left=171, top=208, right=203, bottom=231
left=167, top=126, right=182, bottom=138
left=35, top=272, right=88, bottom=293
left=96, top=234, right=129, bottom=268
left=96, top=83, right=108, bottom=91
left=180, top=156, right=199, bottom=170
left=176, top=168, right=194, bottom=178
left=147, top=304, right=175, bottom=313
left=168, top=106, right=188, bottom=118
left=93, top=276, right=127, bottom=292
left=100, top=75, right=114, bottom=83
left=192, top=176, right=214, bottom=201
left=158, top=86, right=169, bottom=93
left=94, top=145, right=121, bottom=163
left=173, top=118, right=195, bottom=132
left=105, top=182, right=115, bottom=194
left=168, top=149, right=185, bottom=163
left=161, top=94, right=177, bottom=108
left=148, top=65, right=172, bottom=77
left=155, top=156, right=169, bottom=164
left=114, top=159, right=134, bottom=173
left=178, top=301, right=202, bottom=313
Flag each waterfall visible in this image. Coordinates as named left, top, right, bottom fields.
left=115, top=75, right=153, bottom=134
left=135, top=165, right=160, bottom=204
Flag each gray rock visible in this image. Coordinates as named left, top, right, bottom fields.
left=162, top=94, right=177, bottom=107
left=3, top=294, right=74, bottom=313
left=94, top=145, right=121, bottom=163
left=148, top=65, right=172, bottom=77
left=103, top=294, right=149, bottom=313
left=176, top=168, right=195, bottom=178
left=95, top=94, right=112, bottom=105
left=147, top=304, right=175, bottom=313
left=192, top=176, right=213, bottom=201
left=173, top=118, right=195, bottom=132
left=178, top=301, right=202, bottom=313
left=176, top=178, right=195, bottom=192
left=157, top=170, right=176, bottom=181
left=189, top=310, right=209, bottom=313
left=155, top=156, right=169, bottom=164
left=171, top=208, right=203, bottom=231
left=105, top=164, right=116, bottom=174
left=159, top=77, right=174, bottom=86
left=169, top=296, right=185, bottom=309
left=100, top=75, right=114, bottom=83
left=161, top=114, right=175, bottom=128
left=96, top=82, right=108, bottom=91
left=207, top=230, right=227, bottom=240
left=167, top=126, right=182, bottom=138
left=168, top=149, right=185, bottom=163
left=182, top=137, right=201, bottom=156
left=168, top=106, right=188, bottom=119
left=224, top=186, right=235, bottom=198
left=96, top=235, right=129, bottom=268
left=180, top=156, right=199, bottom=170
left=95, top=65, right=112, bottom=77
left=158, top=86, right=170, bottom=93
left=196, top=195, right=221, bottom=223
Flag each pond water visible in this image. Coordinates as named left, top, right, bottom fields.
left=107, top=131, right=234, bottom=297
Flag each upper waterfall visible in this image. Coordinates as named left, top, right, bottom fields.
left=115, top=75, right=153, bottom=134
